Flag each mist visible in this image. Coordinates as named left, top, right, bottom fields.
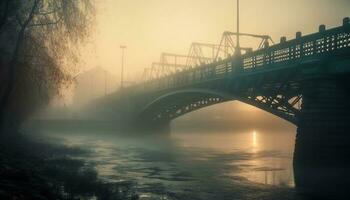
left=43, top=0, right=350, bottom=129
left=1, top=1, right=350, bottom=200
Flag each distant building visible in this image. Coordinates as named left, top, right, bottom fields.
left=72, top=66, right=119, bottom=109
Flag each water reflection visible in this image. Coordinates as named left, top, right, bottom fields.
left=252, top=130, right=258, bottom=152
left=52, top=127, right=298, bottom=200
left=171, top=130, right=295, bottom=187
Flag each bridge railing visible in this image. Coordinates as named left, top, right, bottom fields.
left=243, top=25, right=350, bottom=69
left=128, top=23, right=350, bottom=95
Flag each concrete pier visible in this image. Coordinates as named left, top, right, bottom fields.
left=294, top=77, right=350, bottom=198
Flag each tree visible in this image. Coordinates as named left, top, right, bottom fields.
left=0, top=0, right=95, bottom=133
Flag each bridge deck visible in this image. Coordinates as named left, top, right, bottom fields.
left=129, top=24, right=350, bottom=95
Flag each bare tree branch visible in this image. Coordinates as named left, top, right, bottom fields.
left=35, top=7, right=62, bottom=16
left=29, top=16, right=62, bottom=27
left=21, top=0, right=41, bottom=30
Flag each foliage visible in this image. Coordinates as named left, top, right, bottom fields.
left=0, top=0, right=95, bottom=130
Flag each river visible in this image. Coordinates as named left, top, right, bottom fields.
left=41, top=123, right=304, bottom=200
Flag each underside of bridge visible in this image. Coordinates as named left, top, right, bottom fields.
left=137, top=91, right=300, bottom=127
left=135, top=66, right=303, bottom=128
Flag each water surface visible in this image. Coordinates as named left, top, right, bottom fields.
left=52, top=127, right=301, bottom=200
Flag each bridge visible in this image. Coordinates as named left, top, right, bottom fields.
left=89, top=18, right=350, bottom=197
left=116, top=18, right=350, bottom=127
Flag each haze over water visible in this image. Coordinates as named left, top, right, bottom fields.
left=33, top=1, right=349, bottom=199
left=48, top=120, right=298, bottom=200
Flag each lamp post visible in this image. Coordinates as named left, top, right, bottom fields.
left=120, top=45, right=127, bottom=90
left=104, top=70, right=107, bottom=96
left=236, top=0, right=240, bottom=48
left=235, top=0, right=241, bottom=56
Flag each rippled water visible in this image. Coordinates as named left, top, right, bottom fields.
left=53, top=127, right=301, bottom=200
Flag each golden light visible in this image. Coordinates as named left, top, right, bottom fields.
left=252, top=130, right=258, bottom=150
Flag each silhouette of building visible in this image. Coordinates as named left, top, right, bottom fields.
left=72, top=66, right=119, bottom=109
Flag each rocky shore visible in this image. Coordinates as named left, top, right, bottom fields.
left=0, top=133, right=139, bottom=200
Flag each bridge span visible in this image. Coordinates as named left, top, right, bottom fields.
left=89, top=18, right=350, bottom=197
left=118, top=18, right=350, bottom=127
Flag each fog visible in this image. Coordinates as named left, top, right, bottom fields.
left=81, top=0, right=350, bottom=78
left=41, top=0, right=350, bottom=125
left=3, top=1, right=349, bottom=199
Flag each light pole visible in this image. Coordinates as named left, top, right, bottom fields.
left=104, top=70, right=107, bottom=96
left=120, top=45, right=127, bottom=90
left=235, top=0, right=241, bottom=56
left=236, top=0, right=240, bottom=48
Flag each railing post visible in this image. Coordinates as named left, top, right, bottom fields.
left=334, top=32, right=338, bottom=51
left=319, top=25, right=326, bottom=53
left=289, top=31, right=302, bottom=59
left=343, top=17, right=350, bottom=27
left=319, top=24, right=326, bottom=32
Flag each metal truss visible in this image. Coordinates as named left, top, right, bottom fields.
left=142, top=31, right=273, bottom=82
left=142, top=95, right=226, bottom=123
left=141, top=91, right=301, bottom=125
left=138, top=90, right=301, bottom=125
left=128, top=19, right=350, bottom=127
left=245, top=94, right=301, bottom=124
left=215, top=32, right=274, bottom=61
left=185, top=42, right=231, bottom=67
left=241, top=70, right=302, bottom=123
left=140, top=68, right=303, bottom=125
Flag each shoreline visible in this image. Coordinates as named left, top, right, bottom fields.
left=0, top=132, right=139, bottom=200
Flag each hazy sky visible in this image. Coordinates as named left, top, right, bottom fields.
left=81, top=0, right=350, bottom=82
left=59, top=0, right=350, bottom=123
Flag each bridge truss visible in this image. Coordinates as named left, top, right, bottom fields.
left=129, top=18, right=350, bottom=126
left=142, top=31, right=275, bottom=82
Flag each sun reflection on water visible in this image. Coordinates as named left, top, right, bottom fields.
left=58, top=128, right=296, bottom=191
left=252, top=130, right=258, bottom=152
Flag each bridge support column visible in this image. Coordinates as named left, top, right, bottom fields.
left=294, top=77, right=350, bottom=198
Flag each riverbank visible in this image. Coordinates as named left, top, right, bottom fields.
left=0, top=132, right=139, bottom=200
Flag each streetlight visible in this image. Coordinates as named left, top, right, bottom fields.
left=120, top=45, right=127, bottom=90
left=104, top=70, right=107, bottom=96
left=236, top=0, right=240, bottom=48
left=235, top=0, right=241, bottom=56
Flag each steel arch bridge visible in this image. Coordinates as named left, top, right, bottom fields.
left=88, top=18, right=350, bottom=197
left=112, top=18, right=350, bottom=127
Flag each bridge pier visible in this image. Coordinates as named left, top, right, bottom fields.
left=294, top=77, right=350, bottom=198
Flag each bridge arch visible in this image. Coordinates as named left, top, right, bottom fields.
left=137, top=88, right=298, bottom=125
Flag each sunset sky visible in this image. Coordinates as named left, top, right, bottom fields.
left=81, top=0, right=350, bottom=82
